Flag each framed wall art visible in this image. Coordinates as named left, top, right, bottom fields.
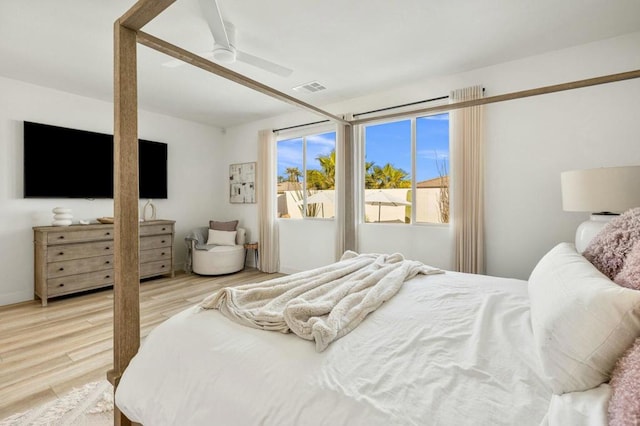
left=229, top=162, right=256, bottom=203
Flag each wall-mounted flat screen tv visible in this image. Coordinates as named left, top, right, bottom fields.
left=23, top=121, right=168, bottom=199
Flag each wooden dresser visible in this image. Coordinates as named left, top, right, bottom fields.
left=33, top=219, right=175, bottom=306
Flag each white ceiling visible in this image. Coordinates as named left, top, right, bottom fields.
left=1, top=0, right=640, bottom=128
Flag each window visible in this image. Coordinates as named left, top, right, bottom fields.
left=363, top=113, right=449, bottom=224
left=276, top=131, right=336, bottom=219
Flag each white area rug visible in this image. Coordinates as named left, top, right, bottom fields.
left=0, top=380, right=113, bottom=426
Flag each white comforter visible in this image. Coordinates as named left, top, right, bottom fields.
left=116, top=271, right=552, bottom=425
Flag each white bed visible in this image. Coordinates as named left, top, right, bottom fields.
left=115, top=243, right=637, bottom=425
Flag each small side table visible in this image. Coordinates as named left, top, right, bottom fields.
left=244, top=242, right=259, bottom=268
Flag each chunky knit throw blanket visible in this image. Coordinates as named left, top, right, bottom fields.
left=199, top=251, right=443, bottom=351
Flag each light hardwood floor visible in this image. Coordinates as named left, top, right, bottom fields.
left=0, top=268, right=279, bottom=419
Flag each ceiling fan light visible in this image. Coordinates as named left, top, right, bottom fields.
left=212, top=46, right=236, bottom=63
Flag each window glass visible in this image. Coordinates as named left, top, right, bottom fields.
left=362, top=114, right=449, bottom=224
left=416, top=113, right=450, bottom=224
left=276, top=132, right=336, bottom=219
left=364, top=120, right=411, bottom=223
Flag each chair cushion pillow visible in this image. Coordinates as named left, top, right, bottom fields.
left=528, top=242, right=640, bottom=394
left=209, top=220, right=239, bottom=231
left=206, top=229, right=237, bottom=246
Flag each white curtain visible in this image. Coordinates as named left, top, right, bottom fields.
left=450, top=86, right=485, bottom=274
left=257, top=129, right=279, bottom=273
left=335, top=115, right=356, bottom=259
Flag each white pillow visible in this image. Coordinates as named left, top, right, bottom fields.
left=528, top=242, right=640, bottom=394
left=545, top=384, right=611, bottom=426
left=206, top=229, right=237, bottom=246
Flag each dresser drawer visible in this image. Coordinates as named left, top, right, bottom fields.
left=47, top=228, right=114, bottom=244
left=140, top=223, right=173, bottom=236
left=47, top=270, right=115, bottom=296
left=141, top=259, right=171, bottom=278
left=140, top=247, right=172, bottom=264
left=47, top=241, right=114, bottom=262
left=141, top=234, right=172, bottom=250
left=47, top=255, right=113, bottom=278
left=34, top=219, right=175, bottom=306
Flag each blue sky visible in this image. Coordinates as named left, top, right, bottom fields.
left=277, top=113, right=449, bottom=182
left=365, top=113, right=449, bottom=182
left=277, top=132, right=335, bottom=179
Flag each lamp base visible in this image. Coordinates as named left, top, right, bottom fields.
left=575, top=214, right=617, bottom=253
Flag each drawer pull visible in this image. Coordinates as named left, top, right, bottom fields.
left=162, top=227, right=166, bottom=231
left=58, top=236, right=65, bottom=239
left=59, top=267, right=64, bottom=271
left=161, top=265, right=165, bottom=268
left=105, top=260, right=110, bottom=264
left=58, top=252, right=64, bottom=256
left=161, top=240, right=166, bottom=243
left=105, top=275, right=110, bottom=279
left=59, top=283, right=65, bottom=287
left=161, top=252, right=166, bottom=256
left=105, top=232, right=111, bottom=236
left=105, top=247, right=110, bottom=250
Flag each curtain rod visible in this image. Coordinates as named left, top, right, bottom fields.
left=272, top=94, right=452, bottom=133
left=273, top=119, right=331, bottom=133
left=352, top=95, right=450, bottom=117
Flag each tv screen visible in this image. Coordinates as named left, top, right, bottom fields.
left=23, top=121, right=168, bottom=199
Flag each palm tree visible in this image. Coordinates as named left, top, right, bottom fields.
left=285, top=167, right=302, bottom=183
left=366, top=163, right=411, bottom=189
left=305, top=152, right=411, bottom=190
left=364, top=161, right=377, bottom=188
left=307, top=150, right=335, bottom=190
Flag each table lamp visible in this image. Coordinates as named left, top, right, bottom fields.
left=561, top=165, right=640, bottom=253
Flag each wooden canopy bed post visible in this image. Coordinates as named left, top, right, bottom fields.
left=109, top=20, right=140, bottom=426
left=109, top=2, right=176, bottom=425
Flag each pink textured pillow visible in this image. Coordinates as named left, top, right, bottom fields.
left=583, top=207, right=640, bottom=279
left=615, top=242, right=640, bottom=290
left=609, top=337, right=640, bottom=426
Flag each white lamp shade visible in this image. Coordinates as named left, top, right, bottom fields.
left=561, top=166, right=640, bottom=213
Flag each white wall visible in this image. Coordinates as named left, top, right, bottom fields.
left=0, top=76, right=223, bottom=306
left=220, top=31, right=640, bottom=279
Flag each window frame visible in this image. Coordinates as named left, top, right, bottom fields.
left=360, top=112, right=450, bottom=227
left=276, top=124, right=337, bottom=221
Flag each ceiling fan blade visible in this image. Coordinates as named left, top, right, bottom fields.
left=236, top=50, right=293, bottom=77
left=198, top=0, right=230, bottom=48
left=162, top=51, right=214, bottom=68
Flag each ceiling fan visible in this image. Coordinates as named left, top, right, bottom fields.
left=163, top=0, right=293, bottom=77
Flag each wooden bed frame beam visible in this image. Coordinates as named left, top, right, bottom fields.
left=352, top=69, right=640, bottom=125
left=119, top=0, right=176, bottom=31
left=135, top=31, right=350, bottom=125
left=110, top=20, right=141, bottom=426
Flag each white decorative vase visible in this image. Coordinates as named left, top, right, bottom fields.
left=52, top=207, right=73, bottom=226
left=142, top=199, right=157, bottom=221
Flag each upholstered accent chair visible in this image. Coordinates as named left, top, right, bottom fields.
left=186, top=226, right=246, bottom=275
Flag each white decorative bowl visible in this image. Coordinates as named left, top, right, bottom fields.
left=52, top=207, right=73, bottom=226
left=53, top=213, right=73, bottom=220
